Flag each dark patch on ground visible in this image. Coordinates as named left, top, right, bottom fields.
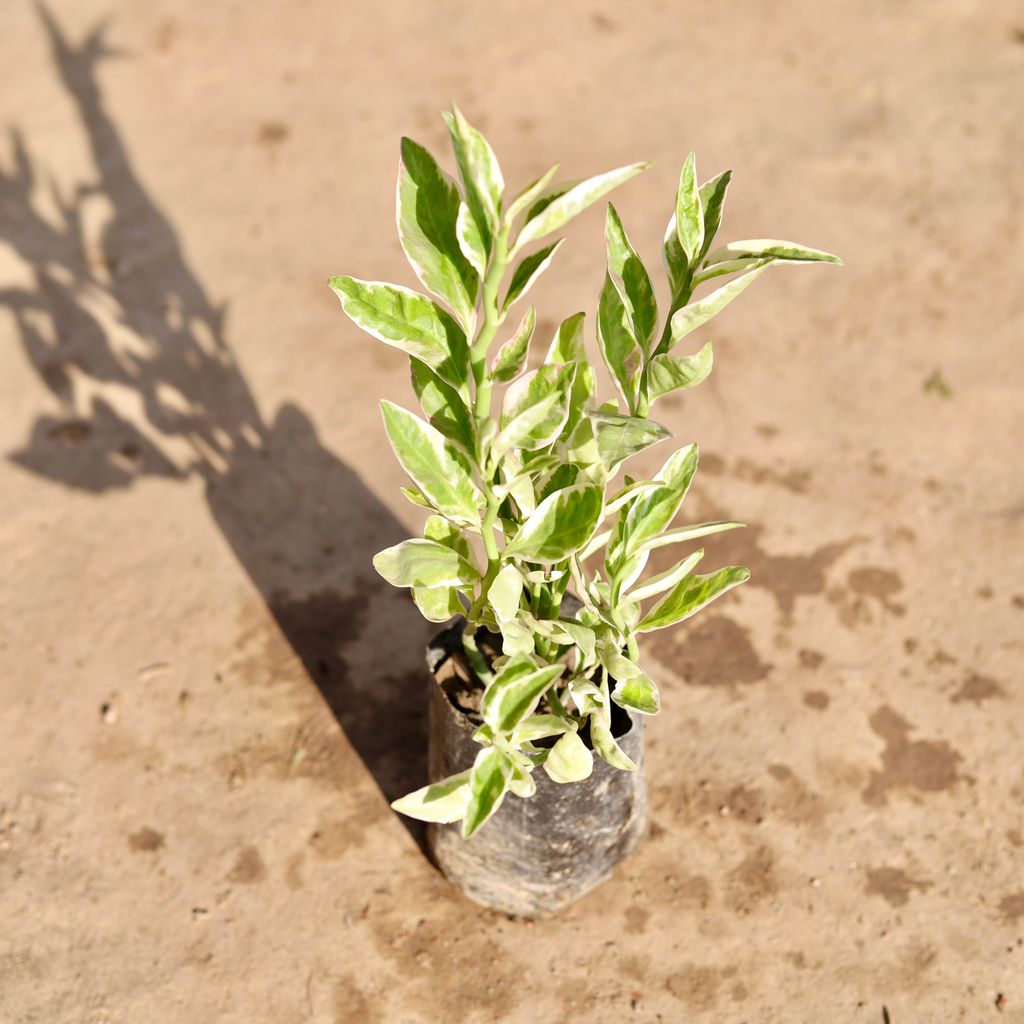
left=127, top=826, right=164, bottom=852
left=226, top=844, right=266, bottom=884
left=727, top=844, right=778, bottom=913
left=803, top=690, right=830, bottom=710
left=865, top=866, right=933, bottom=907
left=647, top=614, right=770, bottom=688
left=799, top=648, right=825, bottom=668
left=848, top=566, right=906, bottom=615
left=951, top=672, right=1005, bottom=705
left=998, top=892, right=1024, bottom=923
left=863, top=706, right=962, bottom=805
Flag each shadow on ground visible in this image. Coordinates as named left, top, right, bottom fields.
left=2, top=7, right=429, bottom=847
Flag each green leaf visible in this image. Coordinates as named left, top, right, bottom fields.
left=488, top=563, right=524, bottom=622
left=397, top=137, right=477, bottom=326
left=443, top=104, right=504, bottom=248
left=505, top=164, right=560, bottom=224
left=646, top=341, right=714, bottom=401
left=505, top=483, right=604, bottom=562
left=380, top=401, right=484, bottom=522
left=703, top=238, right=842, bottom=266
left=589, top=718, right=636, bottom=771
left=626, top=548, right=703, bottom=603
left=491, top=306, right=535, bottom=382
left=674, top=152, right=704, bottom=266
left=515, top=162, right=649, bottom=250
left=330, top=276, right=469, bottom=390
left=597, top=273, right=642, bottom=412
left=494, top=363, right=574, bottom=458
left=611, top=673, right=660, bottom=715
left=697, top=169, right=732, bottom=262
left=636, top=566, right=750, bottom=632
left=503, top=240, right=564, bottom=311
left=373, top=538, right=479, bottom=588
left=463, top=746, right=513, bottom=838
left=590, top=412, right=671, bottom=474
left=605, top=203, right=658, bottom=352
left=410, top=358, right=475, bottom=456
left=665, top=261, right=770, bottom=351
left=543, top=730, right=594, bottom=784
left=412, top=585, right=463, bottom=622
left=514, top=713, right=575, bottom=743
left=391, top=769, right=472, bottom=824
left=480, top=657, right=564, bottom=732
left=456, top=201, right=487, bottom=277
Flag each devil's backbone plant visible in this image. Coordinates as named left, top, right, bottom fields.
left=330, top=106, right=838, bottom=839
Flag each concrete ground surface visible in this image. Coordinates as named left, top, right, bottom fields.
left=1, top=1, right=1022, bottom=1021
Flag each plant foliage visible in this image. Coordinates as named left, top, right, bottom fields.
left=331, top=106, right=840, bottom=838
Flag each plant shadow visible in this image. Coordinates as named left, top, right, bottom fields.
left=3, top=6, right=430, bottom=850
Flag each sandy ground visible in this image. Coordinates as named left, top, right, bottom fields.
left=1, top=1, right=1023, bottom=1021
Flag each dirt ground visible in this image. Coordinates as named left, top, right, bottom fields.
left=1, top=1, right=1022, bottom=1021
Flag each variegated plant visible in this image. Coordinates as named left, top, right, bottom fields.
left=330, top=106, right=839, bottom=838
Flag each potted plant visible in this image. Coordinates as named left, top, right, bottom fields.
left=330, top=106, right=839, bottom=915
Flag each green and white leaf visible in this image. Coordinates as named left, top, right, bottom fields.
left=597, top=273, right=643, bottom=411
left=543, top=730, right=594, bottom=784
left=515, top=162, right=649, bottom=250
left=503, top=240, right=564, bottom=311
left=636, top=519, right=744, bottom=555
left=611, top=444, right=699, bottom=566
left=590, top=719, right=636, bottom=771
left=697, top=169, right=731, bottom=262
left=505, top=164, right=559, bottom=224
left=391, top=769, right=472, bottom=824
left=330, top=276, right=469, bottom=390
left=513, top=713, right=576, bottom=744
left=373, top=538, right=479, bottom=588
left=410, top=358, right=476, bottom=455
left=703, top=238, right=842, bottom=266
left=412, top=585, right=464, bottom=622
left=488, top=563, right=524, bottom=622
left=491, top=306, right=535, bottom=382
left=494, top=363, right=574, bottom=458
left=443, top=104, right=504, bottom=247
left=611, top=673, right=661, bottom=715
left=424, top=514, right=472, bottom=559
left=605, top=203, right=658, bottom=352
left=646, top=341, right=714, bottom=401
left=480, top=657, right=564, bottom=732
left=625, top=548, right=703, bottom=604
left=397, top=137, right=477, bottom=326
left=456, top=200, right=487, bottom=277
left=505, top=483, right=604, bottom=562
left=463, top=746, right=513, bottom=838
left=674, top=152, right=704, bottom=267
left=400, top=485, right=433, bottom=510
left=666, top=261, right=770, bottom=350
left=380, top=401, right=484, bottom=522
left=590, top=412, right=671, bottom=475
left=568, top=678, right=604, bottom=716
left=636, top=566, right=751, bottom=632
